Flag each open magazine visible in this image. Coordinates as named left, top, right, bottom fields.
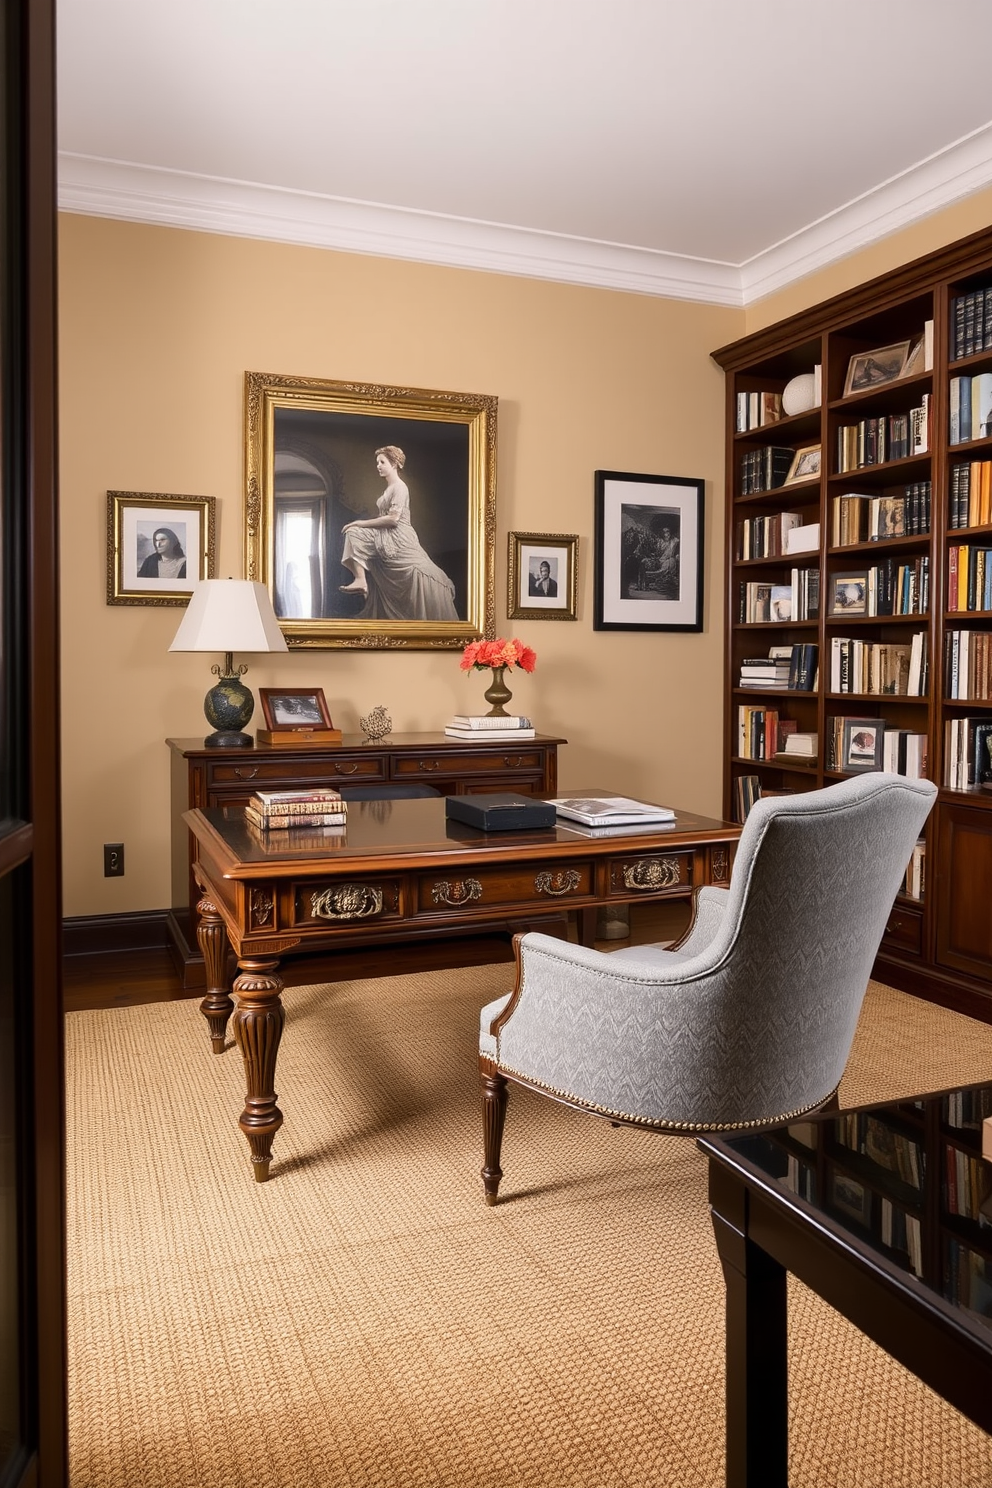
left=549, top=795, right=676, bottom=827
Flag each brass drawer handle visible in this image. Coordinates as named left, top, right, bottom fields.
left=623, top=858, right=681, bottom=891
left=535, top=870, right=581, bottom=897
left=333, top=762, right=361, bottom=775
left=502, top=756, right=525, bottom=767
left=310, top=884, right=383, bottom=920
left=418, top=759, right=441, bottom=772
left=234, top=767, right=259, bottom=780
left=431, top=878, right=483, bottom=906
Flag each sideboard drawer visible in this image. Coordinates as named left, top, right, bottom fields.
left=884, top=904, right=922, bottom=956
left=392, top=748, right=544, bottom=781
left=205, top=754, right=386, bottom=789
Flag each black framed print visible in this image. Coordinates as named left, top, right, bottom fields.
left=593, top=471, right=704, bottom=632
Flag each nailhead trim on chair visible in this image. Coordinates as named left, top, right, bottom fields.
left=496, top=1062, right=840, bottom=1132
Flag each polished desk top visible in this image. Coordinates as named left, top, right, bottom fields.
left=185, top=794, right=738, bottom=872
left=702, top=1080, right=992, bottom=1341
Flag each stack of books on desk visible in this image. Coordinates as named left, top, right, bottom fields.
left=549, top=795, right=676, bottom=828
left=443, top=714, right=537, bottom=740
left=244, top=787, right=348, bottom=831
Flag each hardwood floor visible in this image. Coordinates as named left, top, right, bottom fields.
left=63, top=901, right=693, bottom=1012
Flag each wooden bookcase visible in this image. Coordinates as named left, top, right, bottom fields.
left=712, top=225, right=992, bottom=1021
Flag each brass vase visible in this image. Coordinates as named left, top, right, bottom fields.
left=483, top=665, right=513, bottom=717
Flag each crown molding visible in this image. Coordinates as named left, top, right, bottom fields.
left=740, top=122, right=992, bottom=305
left=56, top=154, right=744, bottom=307
left=58, top=127, right=992, bottom=310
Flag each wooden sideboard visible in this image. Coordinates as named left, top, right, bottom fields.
left=167, top=732, right=564, bottom=987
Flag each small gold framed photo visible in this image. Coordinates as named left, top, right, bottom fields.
left=107, top=491, right=216, bottom=606
left=783, top=445, right=821, bottom=486
left=507, top=531, right=578, bottom=621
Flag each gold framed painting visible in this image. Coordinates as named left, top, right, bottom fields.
left=244, top=371, right=497, bottom=649
left=507, top=531, right=578, bottom=620
left=107, top=491, right=216, bottom=606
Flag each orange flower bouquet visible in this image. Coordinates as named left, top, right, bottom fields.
left=459, top=637, right=536, bottom=716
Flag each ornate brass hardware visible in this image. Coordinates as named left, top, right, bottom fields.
left=623, top=858, right=681, bottom=891
left=535, top=869, right=581, bottom=897
left=502, top=756, right=524, bottom=767
left=249, top=888, right=274, bottom=927
left=234, top=766, right=259, bottom=779
left=310, top=884, right=383, bottom=920
left=333, top=762, right=360, bottom=775
left=431, top=878, right=483, bottom=906
left=418, top=759, right=441, bottom=772
left=711, top=846, right=730, bottom=884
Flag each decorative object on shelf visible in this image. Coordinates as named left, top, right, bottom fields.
left=168, top=578, right=288, bottom=748
left=593, top=470, right=704, bottom=633
left=256, top=688, right=342, bottom=745
left=459, top=637, right=537, bottom=717
left=107, top=490, right=216, bottom=606
left=359, top=705, right=392, bottom=743
left=507, top=531, right=578, bottom=620
left=243, top=370, right=497, bottom=651
left=783, top=444, right=821, bottom=485
left=843, top=340, right=911, bottom=397
left=781, top=373, right=816, bottom=417
left=840, top=717, right=886, bottom=774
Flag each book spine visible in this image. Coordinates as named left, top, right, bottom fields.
left=250, top=794, right=346, bottom=815
left=251, top=789, right=343, bottom=806
left=246, top=807, right=347, bottom=829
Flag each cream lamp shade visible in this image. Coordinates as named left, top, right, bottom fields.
left=169, top=579, right=288, bottom=748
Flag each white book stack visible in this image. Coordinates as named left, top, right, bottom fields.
left=444, top=714, right=537, bottom=739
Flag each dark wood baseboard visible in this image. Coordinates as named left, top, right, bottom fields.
left=63, top=910, right=171, bottom=957
left=871, top=950, right=992, bottom=1026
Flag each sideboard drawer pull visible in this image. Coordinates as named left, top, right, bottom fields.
left=502, top=755, right=525, bottom=768
left=333, top=762, right=361, bottom=775
left=234, top=767, right=259, bottom=780
left=418, top=759, right=441, bottom=772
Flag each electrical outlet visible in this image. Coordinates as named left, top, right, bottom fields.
left=104, top=843, right=124, bottom=877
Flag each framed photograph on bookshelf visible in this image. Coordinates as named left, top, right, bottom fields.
left=843, top=340, right=911, bottom=397
left=507, top=531, right=578, bottom=621
left=593, top=470, right=704, bottom=632
left=258, top=688, right=334, bottom=731
left=783, top=444, right=821, bottom=485
left=830, top=1170, right=872, bottom=1227
left=828, top=571, right=868, bottom=615
left=106, top=490, right=216, bottom=606
left=841, top=717, right=885, bottom=773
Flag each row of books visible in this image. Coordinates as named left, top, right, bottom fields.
left=879, top=1199, right=923, bottom=1277
left=443, top=713, right=535, bottom=739
left=945, top=630, right=992, bottom=700
left=736, top=707, right=800, bottom=762
left=830, top=484, right=931, bottom=546
left=945, top=1087, right=992, bottom=1130
left=903, top=838, right=926, bottom=902
left=834, top=1111, right=924, bottom=1190
left=835, top=398, right=930, bottom=472
left=828, top=633, right=928, bottom=697
left=945, top=716, right=992, bottom=791
left=948, top=545, right=992, bottom=613
left=944, top=1144, right=992, bottom=1225
left=737, top=511, right=818, bottom=560
left=738, top=570, right=819, bottom=623
left=951, top=286, right=992, bottom=360
left=949, top=373, right=992, bottom=445
left=829, top=555, right=929, bottom=617
left=244, top=787, right=347, bottom=831
left=738, top=643, right=817, bottom=691
left=949, top=460, right=992, bottom=529
left=734, top=390, right=783, bottom=432
left=732, top=774, right=763, bottom=823
left=944, top=1240, right=992, bottom=1316
left=738, top=445, right=794, bottom=495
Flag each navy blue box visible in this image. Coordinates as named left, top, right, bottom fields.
left=445, top=792, right=556, bottom=832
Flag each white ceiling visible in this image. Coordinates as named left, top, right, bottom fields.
left=56, top=0, right=992, bottom=306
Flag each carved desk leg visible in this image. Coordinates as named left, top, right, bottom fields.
left=232, top=955, right=286, bottom=1183
left=196, top=894, right=234, bottom=1055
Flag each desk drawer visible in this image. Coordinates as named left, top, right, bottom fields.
left=606, top=851, right=693, bottom=897
left=291, top=876, right=403, bottom=928
left=884, top=904, right=922, bottom=956
left=206, top=754, right=386, bottom=789
left=392, top=748, right=543, bottom=782
left=414, top=857, right=593, bottom=915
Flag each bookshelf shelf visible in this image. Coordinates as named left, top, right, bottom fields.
left=713, top=224, right=992, bottom=1021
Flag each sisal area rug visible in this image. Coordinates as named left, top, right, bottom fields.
left=66, top=969, right=992, bottom=1488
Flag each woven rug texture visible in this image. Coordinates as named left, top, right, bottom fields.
left=66, top=968, right=992, bottom=1488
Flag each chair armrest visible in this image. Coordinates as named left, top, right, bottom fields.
left=668, top=885, right=729, bottom=956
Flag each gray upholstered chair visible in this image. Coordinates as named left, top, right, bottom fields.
left=478, top=772, right=937, bottom=1204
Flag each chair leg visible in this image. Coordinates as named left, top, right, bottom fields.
left=481, top=1066, right=508, bottom=1206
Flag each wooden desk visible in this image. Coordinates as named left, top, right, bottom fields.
left=701, top=1085, right=992, bottom=1487
left=168, top=731, right=564, bottom=987
left=187, top=796, right=739, bottom=1182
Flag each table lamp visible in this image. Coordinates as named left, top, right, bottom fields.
left=169, top=578, right=288, bottom=748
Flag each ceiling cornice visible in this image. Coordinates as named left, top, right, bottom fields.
left=58, top=126, right=992, bottom=309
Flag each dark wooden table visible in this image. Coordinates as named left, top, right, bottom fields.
left=700, top=1083, right=992, bottom=1487
left=187, top=794, right=739, bottom=1181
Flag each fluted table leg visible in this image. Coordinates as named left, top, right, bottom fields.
left=481, top=1067, right=508, bottom=1205
left=195, top=895, right=233, bottom=1054
left=232, top=955, right=285, bottom=1182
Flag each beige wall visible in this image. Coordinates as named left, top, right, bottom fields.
left=58, top=214, right=741, bottom=917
